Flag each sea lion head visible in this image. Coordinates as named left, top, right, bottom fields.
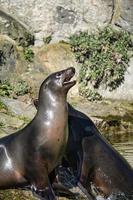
left=39, top=67, right=76, bottom=99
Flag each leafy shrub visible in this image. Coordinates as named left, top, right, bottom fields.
left=18, top=32, right=35, bottom=47
left=69, top=27, right=132, bottom=101
left=79, top=83, right=102, bottom=101
left=0, top=81, right=13, bottom=97
left=0, top=100, right=7, bottom=110
left=14, top=80, right=29, bottom=96
left=43, top=35, right=52, bottom=44
left=0, top=80, right=30, bottom=97
left=23, top=48, right=34, bottom=62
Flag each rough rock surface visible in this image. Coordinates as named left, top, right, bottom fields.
left=0, top=97, right=36, bottom=119
left=0, top=0, right=113, bottom=45
left=0, top=112, right=24, bottom=134
left=113, top=0, right=133, bottom=32
left=0, top=35, right=27, bottom=80
left=0, top=9, right=34, bottom=46
left=0, top=0, right=133, bottom=46
left=0, top=97, right=36, bottom=136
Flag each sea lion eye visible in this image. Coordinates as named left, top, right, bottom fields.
left=56, top=72, right=62, bottom=78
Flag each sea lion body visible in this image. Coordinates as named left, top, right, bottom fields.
left=33, top=100, right=133, bottom=198
left=82, top=134, right=133, bottom=197
left=67, top=104, right=133, bottom=198
left=0, top=67, right=76, bottom=199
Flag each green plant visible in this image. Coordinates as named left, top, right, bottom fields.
left=0, top=81, right=13, bottom=97
left=18, top=32, right=35, bottom=47
left=14, top=80, right=29, bottom=96
left=0, top=80, right=30, bottom=97
left=0, top=121, right=5, bottom=128
left=23, top=47, right=34, bottom=62
left=79, top=83, right=102, bottom=101
left=24, top=32, right=35, bottom=47
left=43, top=35, right=52, bottom=44
left=0, top=100, right=7, bottom=110
left=69, top=27, right=132, bottom=101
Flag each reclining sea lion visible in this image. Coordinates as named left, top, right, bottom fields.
left=67, top=105, right=133, bottom=199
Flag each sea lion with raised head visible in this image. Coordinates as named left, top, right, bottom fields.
left=34, top=102, right=133, bottom=199
left=0, top=67, right=76, bottom=199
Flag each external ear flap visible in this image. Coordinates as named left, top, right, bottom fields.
left=33, top=99, right=39, bottom=109
left=44, top=82, right=48, bottom=89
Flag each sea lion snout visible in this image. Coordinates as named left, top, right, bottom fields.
left=64, top=67, right=75, bottom=76
left=55, top=67, right=75, bottom=82
left=61, top=67, right=76, bottom=90
left=62, top=67, right=75, bottom=82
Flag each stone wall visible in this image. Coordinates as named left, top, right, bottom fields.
left=1, top=0, right=133, bottom=46
left=0, top=0, right=133, bottom=100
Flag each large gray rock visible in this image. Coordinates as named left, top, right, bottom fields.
left=0, top=0, right=113, bottom=45
left=0, top=9, right=34, bottom=46
left=0, top=35, right=27, bottom=80
left=0, top=112, right=24, bottom=132
left=114, top=0, right=133, bottom=32
left=0, top=97, right=36, bottom=119
left=0, top=0, right=133, bottom=46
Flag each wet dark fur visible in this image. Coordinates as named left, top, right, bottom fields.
left=34, top=102, right=133, bottom=199
left=0, top=67, right=76, bottom=200
left=66, top=104, right=133, bottom=198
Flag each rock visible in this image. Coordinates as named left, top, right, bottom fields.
left=0, top=190, right=35, bottom=200
left=0, top=9, right=34, bottom=46
left=113, top=0, right=133, bottom=32
left=0, top=97, right=36, bottom=119
left=1, top=0, right=133, bottom=46
left=36, top=43, right=77, bottom=72
left=0, top=0, right=113, bottom=45
left=0, top=128, right=8, bottom=138
left=0, top=112, right=24, bottom=133
left=0, top=35, right=28, bottom=81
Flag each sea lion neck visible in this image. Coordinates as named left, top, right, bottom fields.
left=40, top=86, right=66, bottom=101
left=37, top=90, right=67, bottom=117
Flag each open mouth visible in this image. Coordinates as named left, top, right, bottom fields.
left=63, top=67, right=76, bottom=87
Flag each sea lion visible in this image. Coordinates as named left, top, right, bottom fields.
left=34, top=102, right=133, bottom=199
left=66, top=104, right=133, bottom=199
left=0, top=67, right=76, bottom=199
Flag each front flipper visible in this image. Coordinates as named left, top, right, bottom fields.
left=31, top=178, right=56, bottom=200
